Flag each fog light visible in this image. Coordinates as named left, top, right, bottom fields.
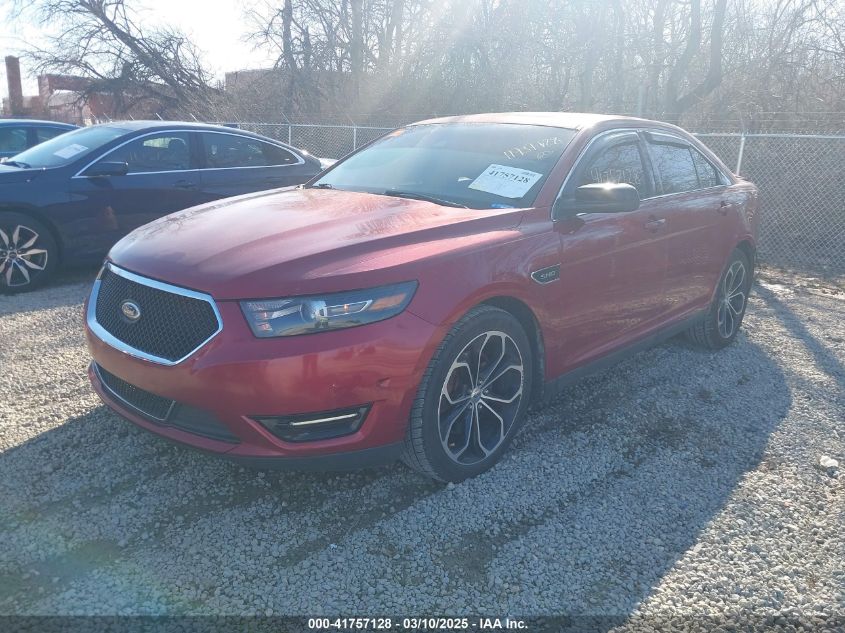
left=254, top=405, right=370, bottom=442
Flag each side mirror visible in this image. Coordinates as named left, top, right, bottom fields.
left=554, top=183, right=640, bottom=217
left=86, top=161, right=129, bottom=178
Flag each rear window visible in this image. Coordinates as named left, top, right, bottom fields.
left=690, top=147, right=724, bottom=188
left=199, top=132, right=300, bottom=168
left=647, top=141, right=700, bottom=195
left=313, top=123, right=576, bottom=209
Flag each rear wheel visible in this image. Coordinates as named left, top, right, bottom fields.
left=402, top=305, right=533, bottom=482
left=0, top=212, right=58, bottom=294
left=687, top=249, right=752, bottom=349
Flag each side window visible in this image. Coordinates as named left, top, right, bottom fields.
left=35, top=127, right=69, bottom=143
left=647, top=141, right=699, bottom=195
left=263, top=143, right=300, bottom=166
left=690, top=147, right=723, bottom=188
left=576, top=141, right=648, bottom=198
left=99, top=132, right=192, bottom=173
left=200, top=133, right=298, bottom=168
left=0, top=127, right=28, bottom=153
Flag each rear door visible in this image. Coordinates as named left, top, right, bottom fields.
left=552, top=131, right=671, bottom=368
left=642, top=132, right=730, bottom=316
left=70, top=130, right=204, bottom=254
left=196, top=132, right=310, bottom=201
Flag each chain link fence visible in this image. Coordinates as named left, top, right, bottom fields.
left=222, top=122, right=394, bottom=160
left=697, top=133, right=845, bottom=274
left=217, top=121, right=844, bottom=275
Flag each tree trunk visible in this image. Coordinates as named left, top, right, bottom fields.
left=663, top=0, right=729, bottom=123
left=610, top=0, right=626, bottom=113
left=350, top=0, right=364, bottom=101
left=648, top=0, right=669, bottom=117
left=281, top=0, right=298, bottom=114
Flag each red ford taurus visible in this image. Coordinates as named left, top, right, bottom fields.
left=85, top=113, right=759, bottom=482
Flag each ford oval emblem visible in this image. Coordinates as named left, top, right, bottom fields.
left=121, top=300, right=141, bottom=322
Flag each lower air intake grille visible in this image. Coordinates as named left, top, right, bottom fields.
left=95, top=364, right=239, bottom=443
left=96, top=365, right=174, bottom=421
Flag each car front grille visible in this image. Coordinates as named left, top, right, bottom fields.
left=93, top=265, right=220, bottom=363
left=96, top=364, right=174, bottom=421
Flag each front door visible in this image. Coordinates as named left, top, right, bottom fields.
left=551, top=131, right=671, bottom=370
left=69, top=131, right=204, bottom=256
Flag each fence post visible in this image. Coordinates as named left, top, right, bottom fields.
left=735, top=132, right=746, bottom=175
left=280, top=113, right=292, bottom=145
left=353, top=126, right=358, bottom=150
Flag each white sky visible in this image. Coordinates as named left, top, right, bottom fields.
left=0, top=0, right=276, bottom=98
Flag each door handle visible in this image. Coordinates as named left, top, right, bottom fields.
left=644, top=217, right=666, bottom=231
left=174, top=180, right=197, bottom=190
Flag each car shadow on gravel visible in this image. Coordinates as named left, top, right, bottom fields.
left=442, top=332, right=795, bottom=623
left=755, top=283, right=845, bottom=396
left=1, top=330, right=794, bottom=620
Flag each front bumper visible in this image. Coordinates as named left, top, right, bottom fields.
left=86, top=302, right=438, bottom=466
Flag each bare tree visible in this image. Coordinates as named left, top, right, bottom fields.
left=11, top=0, right=214, bottom=115
left=238, top=0, right=844, bottom=129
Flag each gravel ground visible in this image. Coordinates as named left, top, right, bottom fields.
left=0, top=266, right=842, bottom=630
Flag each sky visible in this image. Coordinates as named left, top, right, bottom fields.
left=0, top=0, right=276, bottom=98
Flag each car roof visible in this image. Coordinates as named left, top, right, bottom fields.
left=411, top=111, right=664, bottom=131
left=97, top=120, right=262, bottom=133
left=0, top=119, right=78, bottom=128
left=88, top=120, right=293, bottom=144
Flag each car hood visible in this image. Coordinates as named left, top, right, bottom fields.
left=109, top=188, right=525, bottom=300
left=0, top=164, right=46, bottom=184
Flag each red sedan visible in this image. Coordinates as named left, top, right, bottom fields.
left=85, top=113, right=759, bottom=482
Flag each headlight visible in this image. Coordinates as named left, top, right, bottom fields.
left=240, top=281, right=418, bottom=337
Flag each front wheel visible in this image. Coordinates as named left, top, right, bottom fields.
left=402, top=305, right=533, bottom=482
left=0, top=212, right=58, bottom=294
left=687, top=249, right=752, bottom=349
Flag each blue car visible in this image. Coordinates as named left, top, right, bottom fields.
left=0, top=119, right=78, bottom=159
left=0, top=121, right=323, bottom=292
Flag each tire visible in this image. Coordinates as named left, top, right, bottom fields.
left=0, top=212, right=58, bottom=294
left=686, top=249, right=752, bottom=349
left=402, top=305, right=534, bottom=482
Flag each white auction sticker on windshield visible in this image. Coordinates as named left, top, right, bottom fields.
left=53, top=144, right=88, bottom=159
left=468, top=164, right=543, bottom=198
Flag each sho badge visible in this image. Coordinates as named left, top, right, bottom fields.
left=120, top=300, right=141, bottom=322
left=531, top=264, right=561, bottom=284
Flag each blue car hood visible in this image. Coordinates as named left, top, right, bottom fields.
left=0, top=165, right=46, bottom=184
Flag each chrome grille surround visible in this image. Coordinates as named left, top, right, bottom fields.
left=87, top=262, right=223, bottom=365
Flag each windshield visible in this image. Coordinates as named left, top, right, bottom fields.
left=10, top=125, right=125, bottom=169
left=312, top=123, right=576, bottom=209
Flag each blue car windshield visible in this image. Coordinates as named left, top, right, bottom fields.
left=312, top=123, right=576, bottom=209
left=11, top=125, right=125, bottom=169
